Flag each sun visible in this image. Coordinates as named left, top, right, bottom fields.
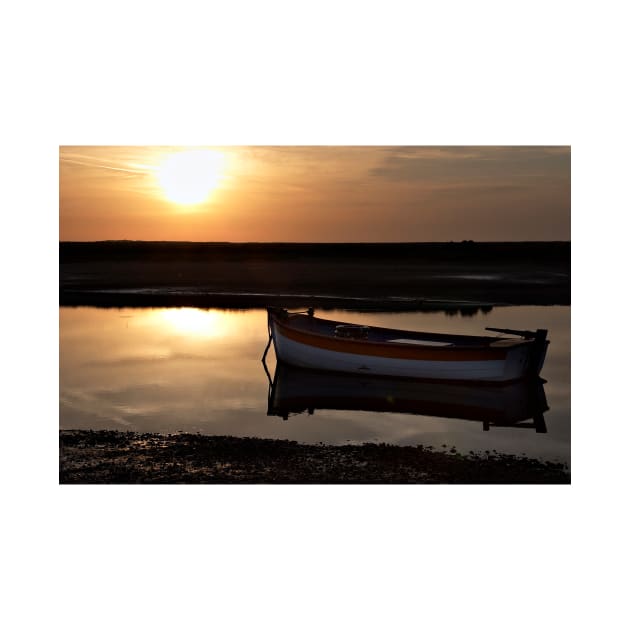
left=156, top=149, right=225, bottom=205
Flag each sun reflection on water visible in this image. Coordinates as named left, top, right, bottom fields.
left=157, top=308, right=231, bottom=339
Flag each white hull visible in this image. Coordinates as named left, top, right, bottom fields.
left=271, top=320, right=534, bottom=382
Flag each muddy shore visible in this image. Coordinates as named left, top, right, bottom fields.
left=59, top=430, right=570, bottom=484
left=60, top=241, right=570, bottom=308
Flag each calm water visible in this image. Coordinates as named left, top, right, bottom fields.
left=59, top=306, right=570, bottom=464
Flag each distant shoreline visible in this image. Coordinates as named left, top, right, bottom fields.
left=60, top=241, right=570, bottom=309
left=59, top=430, right=570, bottom=484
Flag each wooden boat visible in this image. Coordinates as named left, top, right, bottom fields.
left=267, top=362, right=549, bottom=432
left=266, top=308, right=549, bottom=383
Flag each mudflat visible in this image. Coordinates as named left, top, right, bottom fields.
left=60, top=241, right=570, bottom=309
left=59, top=430, right=570, bottom=484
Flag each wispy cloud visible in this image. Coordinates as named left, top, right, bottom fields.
left=59, top=148, right=155, bottom=181
left=60, top=156, right=148, bottom=176
left=369, top=146, right=570, bottom=182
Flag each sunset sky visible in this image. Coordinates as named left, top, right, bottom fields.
left=59, top=146, right=570, bottom=242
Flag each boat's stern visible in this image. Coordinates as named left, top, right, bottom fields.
left=500, top=331, right=549, bottom=381
left=528, top=330, right=550, bottom=377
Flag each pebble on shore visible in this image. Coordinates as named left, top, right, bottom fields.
left=59, top=430, right=570, bottom=484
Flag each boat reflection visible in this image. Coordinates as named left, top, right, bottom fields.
left=266, top=362, right=549, bottom=433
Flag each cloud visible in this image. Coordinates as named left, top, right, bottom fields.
left=59, top=149, right=153, bottom=182
left=60, top=157, right=146, bottom=176
left=369, top=146, right=570, bottom=183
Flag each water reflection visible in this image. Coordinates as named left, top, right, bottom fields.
left=267, top=362, right=549, bottom=433
left=158, top=308, right=231, bottom=338
left=60, top=305, right=570, bottom=463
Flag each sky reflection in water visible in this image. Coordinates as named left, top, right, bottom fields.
left=59, top=306, right=570, bottom=463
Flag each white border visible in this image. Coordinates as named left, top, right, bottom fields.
left=4, top=1, right=627, bottom=629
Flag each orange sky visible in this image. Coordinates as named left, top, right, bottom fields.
left=59, top=146, right=570, bottom=241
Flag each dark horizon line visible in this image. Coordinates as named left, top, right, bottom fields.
left=59, top=239, right=571, bottom=245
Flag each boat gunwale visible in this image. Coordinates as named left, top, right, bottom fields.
left=271, top=311, right=533, bottom=353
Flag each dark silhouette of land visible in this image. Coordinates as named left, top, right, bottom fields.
left=60, top=241, right=570, bottom=309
